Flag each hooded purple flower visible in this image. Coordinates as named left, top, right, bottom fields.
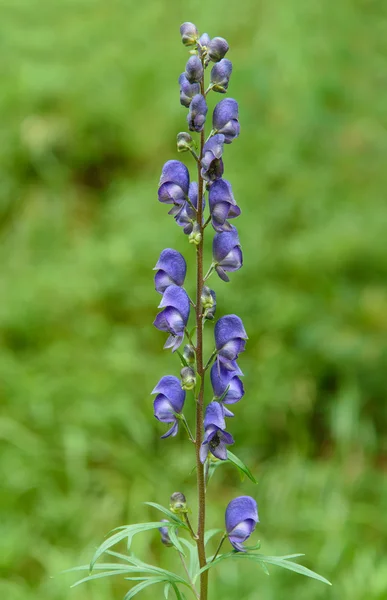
left=225, top=496, right=259, bottom=552
left=185, top=56, right=203, bottom=83
left=200, top=402, right=234, bottom=463
left=187, top=94, right=208, bottom=133
left=158, top=160, right=190, bottom=215
left=210, top=360, right=244, bottom=411
left=180, top=22, right=199, bottom=47
left=207, top=37, right=229, bottom=62
left=151, top=375, right=186, bottom=438
left=153, top=249, right=187, bottom=294
left=210, top=59, right=233, bottom=93
left=178, top=73, right=200, bottom=108
left=213, top=226, right=243, bottom=282
left=209, top=179, right=241, bottom=232
left=153, top=285, right=190, bottom=351
left=213, top=98, right=240, bottom=144
left=201, top=134, right=225, bottom=182
left=214, top=314, right=248, bottom=369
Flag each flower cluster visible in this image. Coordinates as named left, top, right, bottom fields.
left=151, top=19, right=257, bottom=556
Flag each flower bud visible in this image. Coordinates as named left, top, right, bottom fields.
left=177, top=132, right=194, bottom=153
left=170, top=491, right=187, bottom=513
left=189, top=223, right=202, bottom=245
left=185, top=56, right=203, bottom=83
left=181, top=366, right=196, bottom=391
left=211, top=59, right=233, bottom=93
left=180, top=22, right=199, bottom=47
left=207, top=37, right=229, bottom=62
left=201, top=286, right=217, bottom=320
left=159, top=520, right=173, bottom=547
left=183, top=344, right=196, bottom=365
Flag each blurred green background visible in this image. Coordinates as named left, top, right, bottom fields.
left=1, top=1, right=386, bottom=599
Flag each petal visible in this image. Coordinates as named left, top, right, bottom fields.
left=159, top=160, right=190, bottom=194
left=219, top=246, right=243, bottom=271
left=185, top=55, right=203, bottom=83
left=152, top=375, right=186, bottom=413
left=154, top=270, right=175, bottom=294
left=154, top=249, right=187, bottom=287
left=211, top=440, right=228, bottom=460
left=225, top=496, right=259, bottom=534
left=212, top=226, right=240, bottom=262
left=215, top=265, right=230, bottom=282
left=209, top=179, right=236, bottom=207
left=215, top=315, right=248, bottom=349
left=200, top=441, right=209, bottom=463
left=204, top=401, right=226, bottom=430
left=153, top=395, right=175, bottom=423
left=158, top=181, right=186, bottom=205
left=161, top=421, right=179, bottom=439
left=158, top=285, right=190, bottom=324
left=213, top=99, right=239, bottom=131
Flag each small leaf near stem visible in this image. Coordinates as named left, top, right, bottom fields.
left=204, top=349, right=217, bottom=371
left=203, top=264, right=215, bottom=282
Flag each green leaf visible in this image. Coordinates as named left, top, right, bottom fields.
left=168, top=526, right=185, bottom=555
left=176, top=351, right=189, bottom=368
left=188, top=326, right=197, bottom=340
left=144, top=502, right=187, bottom=527
left=226, top=451, right=258, bottom=484
left=71, top=568, right=146, bottom=588
left=90, top=522, right=184, bottom=571
left=164, top=582, right=171, bottom=599
left=123, top=577, right=165, bottom=600
left=197, top=551, right=331, bottom=586
left=179, top=539, right=199, bottom=581
left=171, top=583, right=187, bottom=600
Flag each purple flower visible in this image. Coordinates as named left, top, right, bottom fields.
left=153, top=249, right=187, bottom=294
left=209, top=179, right=241, bottom=232
left=210, top=360, right=244, bottom=409
left=207, top=37, right=229, bottom=62
left=213, top=98, right=240, bottom=144
left=178, top=73, right=200, bottom=108
left=187, top=94, right=208, bottom=133
left=185, top=56, right=203, bottom=83
left=213, top=226, right=243, bottom=282
left=153, top=285, right=190, bottom=352
left=180, top=22, right=199, bottom=47
left=225, top=496, right=259, bottom=552
left=158, top=160, right=189, bottom=215
left=214, top=314, right=248, bottom=369
left=210, top=59, right=233, bottom=93
left=175, top=182, right=196, bottom=234
left=201, top=134, right=225, bottom=182
left=200, top=402, right=234, bottom=463
left=151, top=375, right=186, bottom=438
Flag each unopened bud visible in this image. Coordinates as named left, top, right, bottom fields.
left=202, top=286, right=217, bottom=320
left=177, top=132, right=194, bottom=153
left=170, top=492, right=187, bottom=514
left=189, top=224, right=202, bottom=245
left=183, top=344, right=195, bottom=365
left=159, top=519, right=173, bottom=547
left=180, top=22, right=199, bottom=47
left=207, top=37, right=229, bottom=62
left=181, top=366, right=196, bottom=391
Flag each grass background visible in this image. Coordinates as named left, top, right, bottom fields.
left=1, top=1, right=386, bottom=599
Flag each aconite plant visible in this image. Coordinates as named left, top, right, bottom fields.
left=69, top=22, right=331, bottom=600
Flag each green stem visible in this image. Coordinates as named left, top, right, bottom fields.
left=194, top=57, right=208, bottom=600
left=211, top=533, right=227, bottom=563
left=178, top=552, right=200, bottom=600
left=180, top=414, right=196, bottom=443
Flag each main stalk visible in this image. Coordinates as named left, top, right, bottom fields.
left=195, top=70, right=208, bottom=600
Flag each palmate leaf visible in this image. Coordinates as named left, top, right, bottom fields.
left=197, top=551, right=331, bottom=586
left=90, top=521, right=184, bottom=570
